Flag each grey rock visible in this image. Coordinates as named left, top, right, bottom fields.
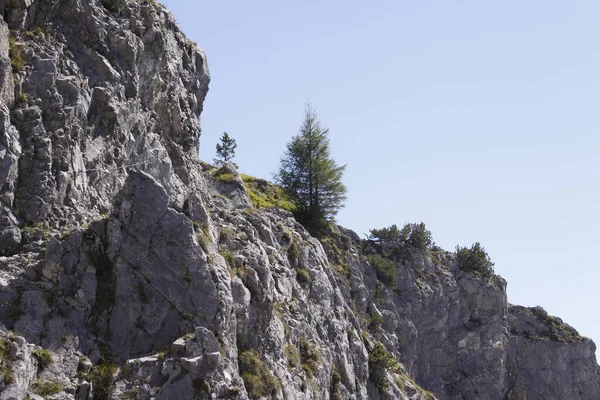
left=75, top=381, right=90, bottom=399
left=0, top=0, right=596, bottom=399
left=0, top=208, right=20, bottom=256
left=78, top=357, right=92, bottom=373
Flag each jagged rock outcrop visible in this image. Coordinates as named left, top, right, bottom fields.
left=0, top=1, right=598, bottom=399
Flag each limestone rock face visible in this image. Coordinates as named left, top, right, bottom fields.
left=0, top=0, right=210, bottom=256
left=0, top=1, right=598, bottom=399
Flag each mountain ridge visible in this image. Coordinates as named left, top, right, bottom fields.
left=0, top=1, right=598, bottom=399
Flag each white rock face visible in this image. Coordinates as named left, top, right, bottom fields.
left=0, top=1, right=598, bottom=399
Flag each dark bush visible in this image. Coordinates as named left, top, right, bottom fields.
left=366, top=254, right=397, bottom=286
left=368, top=222, right=432, bottom=249
left=455, top=242, right=495, bottom=278
left=238, top=349, right=280, bottom=398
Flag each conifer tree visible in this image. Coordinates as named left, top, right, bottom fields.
left=214, top=132, right=237, bottom=166
left=275, top=104, right=347, bottom=232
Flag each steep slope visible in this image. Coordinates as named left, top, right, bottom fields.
left=0, top=1, right=598, bottom=399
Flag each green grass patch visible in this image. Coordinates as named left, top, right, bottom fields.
left=238, top=349, right=280, bottom=399
left=25, top=27, right=45, bottom=41
left=219, top=249, right=234, bottom=266
left=33, top=348, right=54, bottom=370
left=332, top=369, right=343, bottom=400
left=0, top=335, right=16, bottom=384
left=240, top=174, right=296, bottom=212
left=219, top=227, right=235, bottom=242
left=366, top=254, right=397, bottom=286
left=368, top=342, right=400, bottom=393
left=9, top=34, right=24, bottom=72
left=296, top=267, right=310, bottom=286
left=216, top=172, right=236, bottom=183
left=87, top=360, right=118, bottom=400
left=199, top=160, right=216, bottom=171
left=299, top=337, right=321, bottom=378
left=31, top=380, right=63, bottom=396
left=455, top=242, right=495, bottom=279
left=284, top=344, right=300, bottom=368
left=194, top=222, right=212, bottom=253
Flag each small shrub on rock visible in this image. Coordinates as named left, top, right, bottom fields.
left=284, top=344, right=300, bottom=368
left=238, top=349, right=280, bottom=399
left=31, top=380, right=63, bottom=396
left=368, top=222, right=432, bottom=249
left=366, top=254, right=397, bottom=286
left=368, top=224, right=403, bottom=243
left=296, top=267, right=311, bottom=286
left=33, top=348, right=54, bottom=370
left=368, top=342, right=400, bottom=393
left=88, top=360, right=118, bottom=399
left=9, top=34, right=24, bottom=72
left=299, top=337, right=321, bottom=377
left=455, top=242, right=495, bottom=278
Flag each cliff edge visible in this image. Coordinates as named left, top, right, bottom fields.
left=0, top=1, right=598, bottom=399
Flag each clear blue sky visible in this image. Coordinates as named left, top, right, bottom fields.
left=161, top=0, right=600, bottom=344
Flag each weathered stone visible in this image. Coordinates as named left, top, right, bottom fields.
left=77, top=357, right=92, bottom=373
left=0, top=1, right=596, bottom=400
left=75, top=381, right=90, bottom=399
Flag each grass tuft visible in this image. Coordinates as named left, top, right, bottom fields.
left=238, top=349, right=280, bottom=398
left=33, top=348, right=54, bottom=370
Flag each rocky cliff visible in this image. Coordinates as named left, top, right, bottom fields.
left=0, top=1, right=598, bottom=399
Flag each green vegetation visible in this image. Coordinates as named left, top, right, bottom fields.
left=219, top=249, right=234, bottom=266
left=199, top=160, right=216, bottom=171
left=368, top=222, right=433, bottom=249
left=396, top=372, right=435, bottom=399
left=87, top=360, right=118, bottom=400
left=275, top=104, right=347, bottom=235
left=241, top=174, right=296, bottom=212
left=284, top=230, right=300, bottom=262
left=368, top=342, right=400, bottom=393
left=0, top=335, right=16, bottom=384
left=331, top=370, right=343, bottom=400
left=0, top=365, right=13, bottom=384
left=31, top=380, right=64, bottom=396
left=194, top=222, right=212, bottom=253
left=296, top=267, right=310, bottom=286
left=238, top=349, right=280, bottom=399
left=20, top=223, right=50, bottom=237
left=517, top=307, right=587, bottom=343
left=455, top=242, right=494, bottom=278
left=192, top=378, right=212, bottom=393
left=366, top=254, right=397, bottom=286
left=284, top=344, right=300, bottom=368
left=368, top=224, right=403, bottom=243
left=25, top=27, right=45, bottom=41
left=213, top=170, right=236, bottom=183
left=15, top=91, right=28, bottom=103
left=219, top=227, right=235, bottom=242
left=9, top=34, right=24, bottom=72
left=214, top=131, right=237, bottom=166
left=299, top=337, right=321, bottom=378
left=320, top=236, right=349, bottom=277
left=33, top=348, right=54, bottom=370
left=544, top=314, right=585, bottom=342
left=368, top=311, right=384, bottom=331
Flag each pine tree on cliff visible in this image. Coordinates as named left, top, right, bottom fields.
left=275, top=104, right=347, bottom=233
left=214, top=132, right=237, bottom=166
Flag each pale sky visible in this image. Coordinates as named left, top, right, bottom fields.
left=160, top=0, right=600, bottom=344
